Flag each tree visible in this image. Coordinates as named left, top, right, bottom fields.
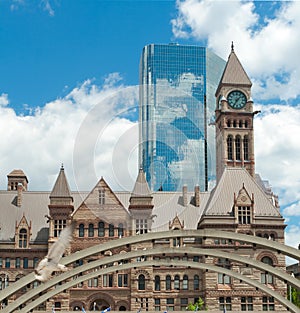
left=186, top=297, right=205, bottom=311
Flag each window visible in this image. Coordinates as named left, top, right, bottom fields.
left=154, top=299, right=160, bottom=311
left=243, top=136, right=249, bottom=160
left=98, top=221, right=105, bottom=237
left=54, top=220, right=66, bottom=237
left=99, top=187, right=105, bottom=205
left=16, top=257, right=20, bottom=268
left=241, top=296, right=253, bottom=311
left=118, top=223, right=124, bottom=237
left=262, top=296, right=274, bottom=311
left=219, top=297, right=232, bottom=311
left=118, top=274, right=128, bottom=287
left=217, top=258, right=231, bottom=284
left=154, top=275, right=160, bottom=291
left=235, top=135, right=241, bottom=160
left=23, top=257, right=28, bottom=269
left=194, top=275, right=199, bottom=290
left=138, top=274, right=145, bottom=290
left=33, top=257, right=39, bottom=268
left=136, top=219, right=148, bottom=234
left=79, top=224, right=85, bottom=237
left=0, top=257, right=2, bottom=268
left=88, top=224, right=94, bottom=237
left=182, top=275, right=188, bottom=290
left=166, top=298, right=174, bottom=311
left=227, top=135, right=233, bottom=160
left=109, top=224, right=114, bottom=237
left=166, top=275, right=171, bottom=290
left=103, top=274, right=113, bottom=287
left=238, top=206, right=251, bottom=224
left=54, top=302, right=61, bottom=310
left=88, top=277, right=98, bottom=288
left=19, top=229, right=28, bottom=248
left=174, top=275, right=180, bottom=290
left=5, top=258, right=10, bottom=268
left=181, top=298, right=188, bottom=311
left=261, top=257, right=274, bottom=284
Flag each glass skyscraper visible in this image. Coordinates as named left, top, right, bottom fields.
left=139, top=43, right=225, bottom=192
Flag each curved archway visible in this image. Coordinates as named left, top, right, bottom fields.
left=1, top=230, right=300, bottom=313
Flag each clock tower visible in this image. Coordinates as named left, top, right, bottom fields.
left=215, top=43, right=256, bottom=182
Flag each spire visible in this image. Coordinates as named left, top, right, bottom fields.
left=50, top=165, right=72, bottom=199
left=132, top=168, right=151, bottom=196
left=216, top=43, right=252, bottom=95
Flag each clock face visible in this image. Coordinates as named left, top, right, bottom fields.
left=227, top=90, right=247, bottom=109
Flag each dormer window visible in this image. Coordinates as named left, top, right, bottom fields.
left=19, top=229, right=28, bottom=248
left=99, top=188, right=105, bottom=205
left=238, top=206, right=251, bottom=224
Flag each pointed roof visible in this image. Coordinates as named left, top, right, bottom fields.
left=50, top=165, right=72, bottom=198
left=203, top=167, right=281, bottom=217
left=216, top=42, right=252, bottom=94
left=131, top=168, right=152, bottom=197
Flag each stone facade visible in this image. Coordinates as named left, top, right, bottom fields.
left=0, top=46, right=288, bottom=312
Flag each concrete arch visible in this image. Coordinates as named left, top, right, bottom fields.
left=1, top=230, right=299, bottom=312
left=7, top=259, right=300, bottom=313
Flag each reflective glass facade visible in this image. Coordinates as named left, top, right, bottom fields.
left=139, top=44, right=225, bottom=191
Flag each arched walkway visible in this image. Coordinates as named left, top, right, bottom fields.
left=1, top=230, right=299, bottom=313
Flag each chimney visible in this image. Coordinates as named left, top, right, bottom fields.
left=194, top=185, right=200, bottom=207
left=17, top=183, right=23, bottom=207
left=182, top=185, right=188, bottom=206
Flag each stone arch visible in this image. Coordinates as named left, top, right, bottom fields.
left=256, top=251, right=278, bottom=266
left=115, top=300, right=129, bottom=311
left=70, top=301, right=85, bottom=311
left=86, top=292, right=115, bottom=310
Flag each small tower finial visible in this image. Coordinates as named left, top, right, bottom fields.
left=231, top=41, right=234, bottom=52
left=61, top=163, right=64, bottom=170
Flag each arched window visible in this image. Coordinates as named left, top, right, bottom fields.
left=217, top=258, right=231, bottom=284
left=227, top=135, right=233, bottom=160
left=166, top=275, right=171, bottom=290
left=79, top=224, right=84, bottom=237
left=182, top=275, right=188, bottom=290
left=138, top=274, right=145, bottom=290
left=243, top=135, right=249, bottom=160
left=174, top=275, right=180, bottom=290
left=233, top=120, right=237, bottom=128
left=109, top=224, right=114, bottom=237
left=235, top=135, right=241, bottom=160
left=88, top=224, right=94, bottom=237
left=98, top=221, right=105, bottom=237
left=261, top=256, right=274, bottom=284
left=227, top=120, right=231, bottom=128
left=19, top=228, right=27, bottom=248
left=239, top=120, right=243, bottom=128
left=154, top=275, right=160, bottom=291
left=118, top=223, right=124, bottom=238
left=194, top=275, right=199, bottom=290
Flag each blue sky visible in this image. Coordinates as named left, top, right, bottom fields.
left=1, top=0, right=179, bottom=112
left=1, top=0, right=300, bottom=252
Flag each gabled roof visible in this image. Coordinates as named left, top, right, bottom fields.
left=50, top=165, right=72, bottom=198
left=216, top=43, right=252, bottom=94
left=203, top=167, right=281, bottom=217
left=131, top=168, right=151, bottom=197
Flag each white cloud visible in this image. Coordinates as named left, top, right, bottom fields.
left=0, top=93, right=9, bottom=107
left=283, top=201, right=300, bottom=217
left=0, top=75, right=139, bottom=192
left=254, top=104, right=300, bottom=209
left=172, top=0, right=300, bottom=102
